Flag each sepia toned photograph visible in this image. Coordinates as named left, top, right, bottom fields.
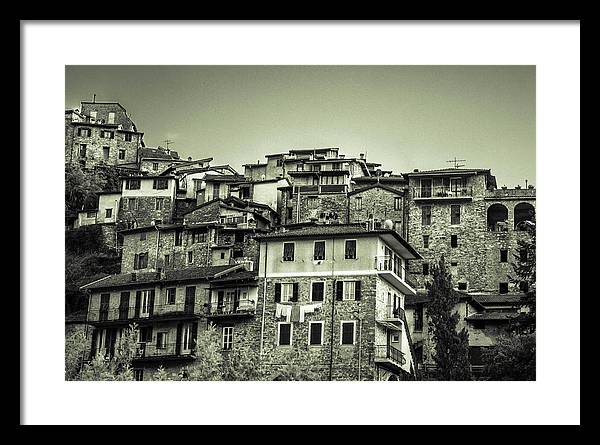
left=64, top=65, right=536, bottom=382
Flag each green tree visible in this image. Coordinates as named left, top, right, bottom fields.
left=426, top=256, right=471, bottom=380
left=78, top=324, right=139, bottom=381
left=481, top=333, right=536, bottom=380
left=185, top=323, right=223, bottom=381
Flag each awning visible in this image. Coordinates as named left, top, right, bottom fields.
left=376, top=320, right=402, bottom=331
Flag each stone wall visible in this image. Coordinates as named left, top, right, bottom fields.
left=348, top=186, right=406, bottom=237
left=283, top=192, right=349, bottom=225
left=69, top=125, right=141, bottom=170
left=119, top=196, right=175, bottom=228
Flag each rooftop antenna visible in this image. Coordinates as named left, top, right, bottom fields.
left=163, top=139, right=174, bottom=150
left=93, top=94, right=96, bottom=103
left=447, top=157, right=466, bottom=169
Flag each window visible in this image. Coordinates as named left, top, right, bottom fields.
left=414, top=304, right=424, bottom=331
left=139, top=326, right=153, bottom=343
left=105, top=208, right=113, bottom=218
left=313, top=241, right=325, bottom=260
left=343, top=281, right=356, bottom=301
left=451, top=261, right=458, bottom=267
left=118, top=149, right=126, bottom=160
left=124, top=133, right=133, bottom=142
left=296, top=163, right=304, bottom=171
left=458, top=282, right=468, bottom=291
left=422, top=206, right=432, bottom=226
left=499, top=282, right=509, bottom=294
left=312, top=164, right=321, bottom=172
left=394, top=197, right=402, bottom=211
left=276, top=159, right=284, bottom=167
left=156, top=332, right=168, bottom=349
left=280, top=283, right=295, bottom=303
left=278, top=323, right=292, bottom=346
left=134, top=369, right=144, bottom=381
left=135, top=252, right=149, bottom=269
left=340, top=321, right=356, bottom=345
left=155, top=198, right=164, bottom=211
left=286, top=207, right=293, bottom=221
left=153, top=162, right=159, bottom=171
left=187, top=251, right=194, bottom=265
left=355, top=197, right=362, bottom=210
left=283, top=242, right=295, bottom=261
left=222, top=327, right=234, bottom=350
left=166, top=288, right=176, bottom=305
left=77, top=127, right=91, bottom=137
left=451, top=205, right=461, bottom=225
left=422, top=235, right=429, bottom=249
left=220, top=252, right=225, bottom=259
left=391, top=333, right=400, bottom=343
left=126, top=179, right=141, bottom=190
left=451, top=235, right=458, bottom=248
left=128, top=198, right=137, bottom=211
left=191, top=230, right=206, bottom=244
left=175, top=229, right=183, bottom=246
left=153, top=178, right=168, bottom=190
left=344, top=240, right=357, bottom=259
left=309, top=322, right=324, bottom=346
left=164, top=254, right=170, bottom=267
left=101, top=130, right=115, bottom=139
left=79, top=144, right=87, bottom=158
left=107, top=112, right=115, bottom=124
left=311, top=282, right=325, bottom=302
left=103, top=146, right=110, bottom=161
left=422, top=263, right=430, bottom=276
left=500, top=249, right=508, bottom=263
left=472, top=320, right=486, bottom=330
left=519, top=281, right=530, bottom=292
left=86, top=211, right=96, bottom=218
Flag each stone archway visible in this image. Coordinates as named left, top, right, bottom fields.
left=514, top=202, right=535, bottom=230
left=487, top=203, right=509, bottom=232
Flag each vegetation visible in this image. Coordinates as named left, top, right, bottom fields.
left=426, top=256, right=471, bottom=381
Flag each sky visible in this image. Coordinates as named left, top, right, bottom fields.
left=65, top=65, right=535, bottom=187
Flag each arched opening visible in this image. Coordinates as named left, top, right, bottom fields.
left=487, top=204, right=509, bottom=232
left=514, top=202, right=535, bottom=230
left=387, top=374, right=399, bottom=381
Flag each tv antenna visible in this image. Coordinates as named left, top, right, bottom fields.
left=447, top=157, right=466, bottom=169
left=163, top=139, right=174, bottom=149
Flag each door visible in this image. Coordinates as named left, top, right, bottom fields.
left=420, top=178, right=432, bottom=198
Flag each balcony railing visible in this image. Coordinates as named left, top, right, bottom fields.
left=135, top=342, right=196, bottom=360
left=89, top=303, right=198, bottom=323
left=375, top=344, right=406, bottom=367
left=413, top=186, right=473, bottom=199
left=374, top=255, right=418, bottom=291
left=383, top=304, right=405, bottom=320
left=205, top=299, right=256, bottom=317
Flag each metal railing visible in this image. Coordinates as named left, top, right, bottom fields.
left=374, top=255, right=418, bottom=290
left=413, top=186, right=473, bottom=199
left=89, top=303, right=198, bottom=323
left=384, top=304, right=404, bottom=320
left=375, top=344, right=406, bottom=366
left=205, top=299, right=256, bottom=317
left=135, top=342, right=196, bottom=359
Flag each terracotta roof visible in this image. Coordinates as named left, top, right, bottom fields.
left=465, top=312, right=520, bottom=321
left=80, top=265, right=242, bottom=291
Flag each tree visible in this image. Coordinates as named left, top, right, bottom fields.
left=223, top=339, right=267, bottom=381
left=65, top=163, right=106, bottom=212
left=184, top=323, right=223, bottom=381
left=65, top=326, right=89, bottom=381
left=509, top=220, right=536, bottom=333
left=426, top=256, right=471, bottom=380
left=481, top=333, right=536, bottom=380
left=78, top=324, right=139, bottom=381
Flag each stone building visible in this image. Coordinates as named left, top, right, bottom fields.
left=253, top=223, right=422, bottom=381
left=403, top=167, right=536, bottom=294
left=80, top=264, right=255, bottom=380
left=118, top=175, right=178, bottom=228
left=65, top=101, right=145, bottom=170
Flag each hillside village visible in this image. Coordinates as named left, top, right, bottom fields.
left=65, top=100, right=536, bottom=381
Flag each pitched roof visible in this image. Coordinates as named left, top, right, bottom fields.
left=465, top=312, right=519, bottom=321
left=139, top=147, right=180, bottom=160
left=471, top=294, right=524, bottom=305
left=347, top=183, right=404, bottom=196
left=80, top=265, right=243, bottom=291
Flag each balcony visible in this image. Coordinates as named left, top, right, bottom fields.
left=133, top=342, right=196, bottom=362
left=413, top=186, right=473, bottom=200
left=205, top=299, right=256, bottom=318
left=374, top=344, right=406, bottom=372
left=382, top=304, right=405, bottom=322
left=89, top=303, right=199, bottom=325
left=374, top=255, right=417, bottom=295
left=293, top=184, right=347, bottom=194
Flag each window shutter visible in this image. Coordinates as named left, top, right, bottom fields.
left=134, top=291, right=141, bottom=318
left=191, top=322, right=198, bottom=349
left=274, top=283, right=281, bottom=303
left=90, top=329, right=97, bottom=356
left=355, top=281, right=361, bottom=300
left=175, top=323, right=182, bottom=355
left=336, top=281, right=344, bottom=301
left=292, top=283, right=299, bottom=302
left=148, top=290, right=155, bottom=316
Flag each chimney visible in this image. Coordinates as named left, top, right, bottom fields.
left=359, top=153, right=365, bottom=160
left=188, top=156, right=192, bottom=161
left=413, top=169, right=419, bottom=173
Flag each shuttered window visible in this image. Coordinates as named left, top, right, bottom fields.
left=422, top=206, right=432, bottom=226
left=313, top=241, right=325, bottom=260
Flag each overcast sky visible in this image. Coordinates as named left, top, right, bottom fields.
left=66, top=65, right=535, bottom=187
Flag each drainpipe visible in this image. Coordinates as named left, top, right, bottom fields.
left=329, top=237, right=336, bottom=381
left=259, top=241, right=268, bottom=356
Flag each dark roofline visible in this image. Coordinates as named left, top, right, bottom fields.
left=405, top=168, right=491, bottom=177
left=119, top=223, right=183, bottom=235
left=121, top=175, right=176, bottom=180
left=347, top=183, right=404, bottom=196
